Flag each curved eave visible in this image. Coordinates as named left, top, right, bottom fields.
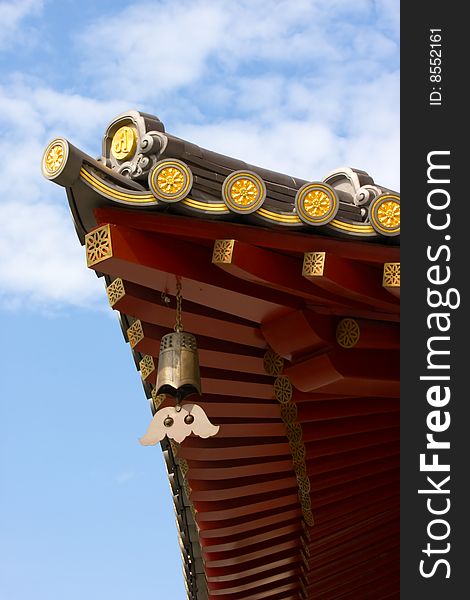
left=46, top=139, right=399, bottom=246
left=43, top=117, right=400, bottom=599
left=82, top=218, right=400, bottom=599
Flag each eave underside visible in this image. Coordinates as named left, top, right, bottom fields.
left=79, top=206, right=399, bottom=600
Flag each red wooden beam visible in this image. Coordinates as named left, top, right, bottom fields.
left=111, top=280, right=265, bottom=348
left=305, top=441, right=398, bottom=478
left=206, top=554, right=300, bottom=583
left=94, top=207, right=400, bottom=264
left=302, top=250, right=399, bottom=312
left=198, top=508, right=301, bottom=538
left=125, top=319, right=267, bottom=374
left=302, top=412, right=399, bottom=443
left=261, top=309, right=333, bottom=360
left=179, top=440, right=290, bottom=462
left=205, top=538, right=299, bottom=569
left=286, top=349, right=399, bottom=396
left=190, top=475, right=297, bottom=502
left=85, top=223, right=298, bottom=323
left=298, top=397, right=398, bottom=423
left=212, top=239, right=371, bottom=310
left=202, top=520, right=300, bottom=552
left=188, top=458, right=293, bottom=481
left=194, top=490, right=299, bottom=522
left=304, top=426, right=399, bottom=459
left=310, top=470, right=399, bottom=511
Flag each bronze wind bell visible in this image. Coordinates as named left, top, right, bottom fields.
left=140, top=279, right=219, bottom=445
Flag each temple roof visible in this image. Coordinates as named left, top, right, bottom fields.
left=43, top=110, right=400, bottom=600
left=43, top=109, right=400, bottom=244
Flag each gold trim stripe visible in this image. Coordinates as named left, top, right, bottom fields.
left=181, top=198, right=228, bottom=212
left=257, top=207, right=301, bottom=224
left=80, top=165, right=377, bottom=236
left=83, top=165, right=229, bottom=211
left=329, top=218, right=375, bottom=234
left=80, top=168, right=156, bottom=203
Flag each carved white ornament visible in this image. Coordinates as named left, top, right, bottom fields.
left=139, top=404, right=219, bottom=445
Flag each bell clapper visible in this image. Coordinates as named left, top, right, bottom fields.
left=163, top=415, right=174, bottom=428
left=184, top=413, right=195, bottom=425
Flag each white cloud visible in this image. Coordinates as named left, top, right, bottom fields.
left=78, top=1, right=227, bottom=101
left=0, top=81, right=127, bottom=311
left=0, top=199, right=103, bottom=310
left=0, top=0, right=43, bottom=49
left=76, top=0, right=399, bottom=189
left=373, top=0, right=400, bottom=37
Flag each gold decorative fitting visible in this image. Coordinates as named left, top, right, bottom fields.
left=302, top=251, right=326, bottom=277
left=370, top=194, right=400, bottom=236
left=301, top=520, right=311, bottom=541
left=222, top=170, right=266, bottom=214
left=151, top=389, right=165, bottom=412
left=293, top=463, right=308, bottom=481
left=263, top=349, right=284, bottom=377
left=139, top=355, right=155, bottom=380
left=336, top=318, right=360, bottom=348
left=285, top=422, right=303, bottom=444
left=299, top=579, right=308, bottom=597
left=270, top=372, right=314, bottom=529
left=291, top=439, right=306, bottom=464
left=299, top=565, right=308, bottom=584
left=127, top=320, right=144, bottom=348
left=169, top=439, right=180, bottom=457
left=149, top=159, right=193, bottom=202
left=212, top=240, right=235, bottom=264
left=299, top=488, right=312, bottom=511
left=106, top=278, right=125, bottom=306
left=280, top=401, right=297, bottom=424
left=295, top=182, right=339, bottom=226
left=183, top=478, right=192, bottom=498
left=383, top=262, right=400, bottom=287
left=300, top=549, right=310, bottom=570
left=42, top=138, right=68, bottom=179
left=297, top=474, right=311, bottom=495
left=179, top=458, right=189, bottom=478
left=85, top=224, right=113, bottom=267
left=111, top=125, right=137, bottom=160
left=303, top=509, right=315, bottom=527
left=300, top=535, right=311, bottom=557
left=274, top=375, right=293, bottom=404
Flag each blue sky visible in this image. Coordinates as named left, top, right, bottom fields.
left=0, top=1, right=399, bottom=598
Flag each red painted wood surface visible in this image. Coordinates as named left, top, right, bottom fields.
left=89, top=214, right=399, bottom=599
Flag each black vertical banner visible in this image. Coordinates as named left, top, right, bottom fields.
left=401, top=5, right=467, bottom=599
